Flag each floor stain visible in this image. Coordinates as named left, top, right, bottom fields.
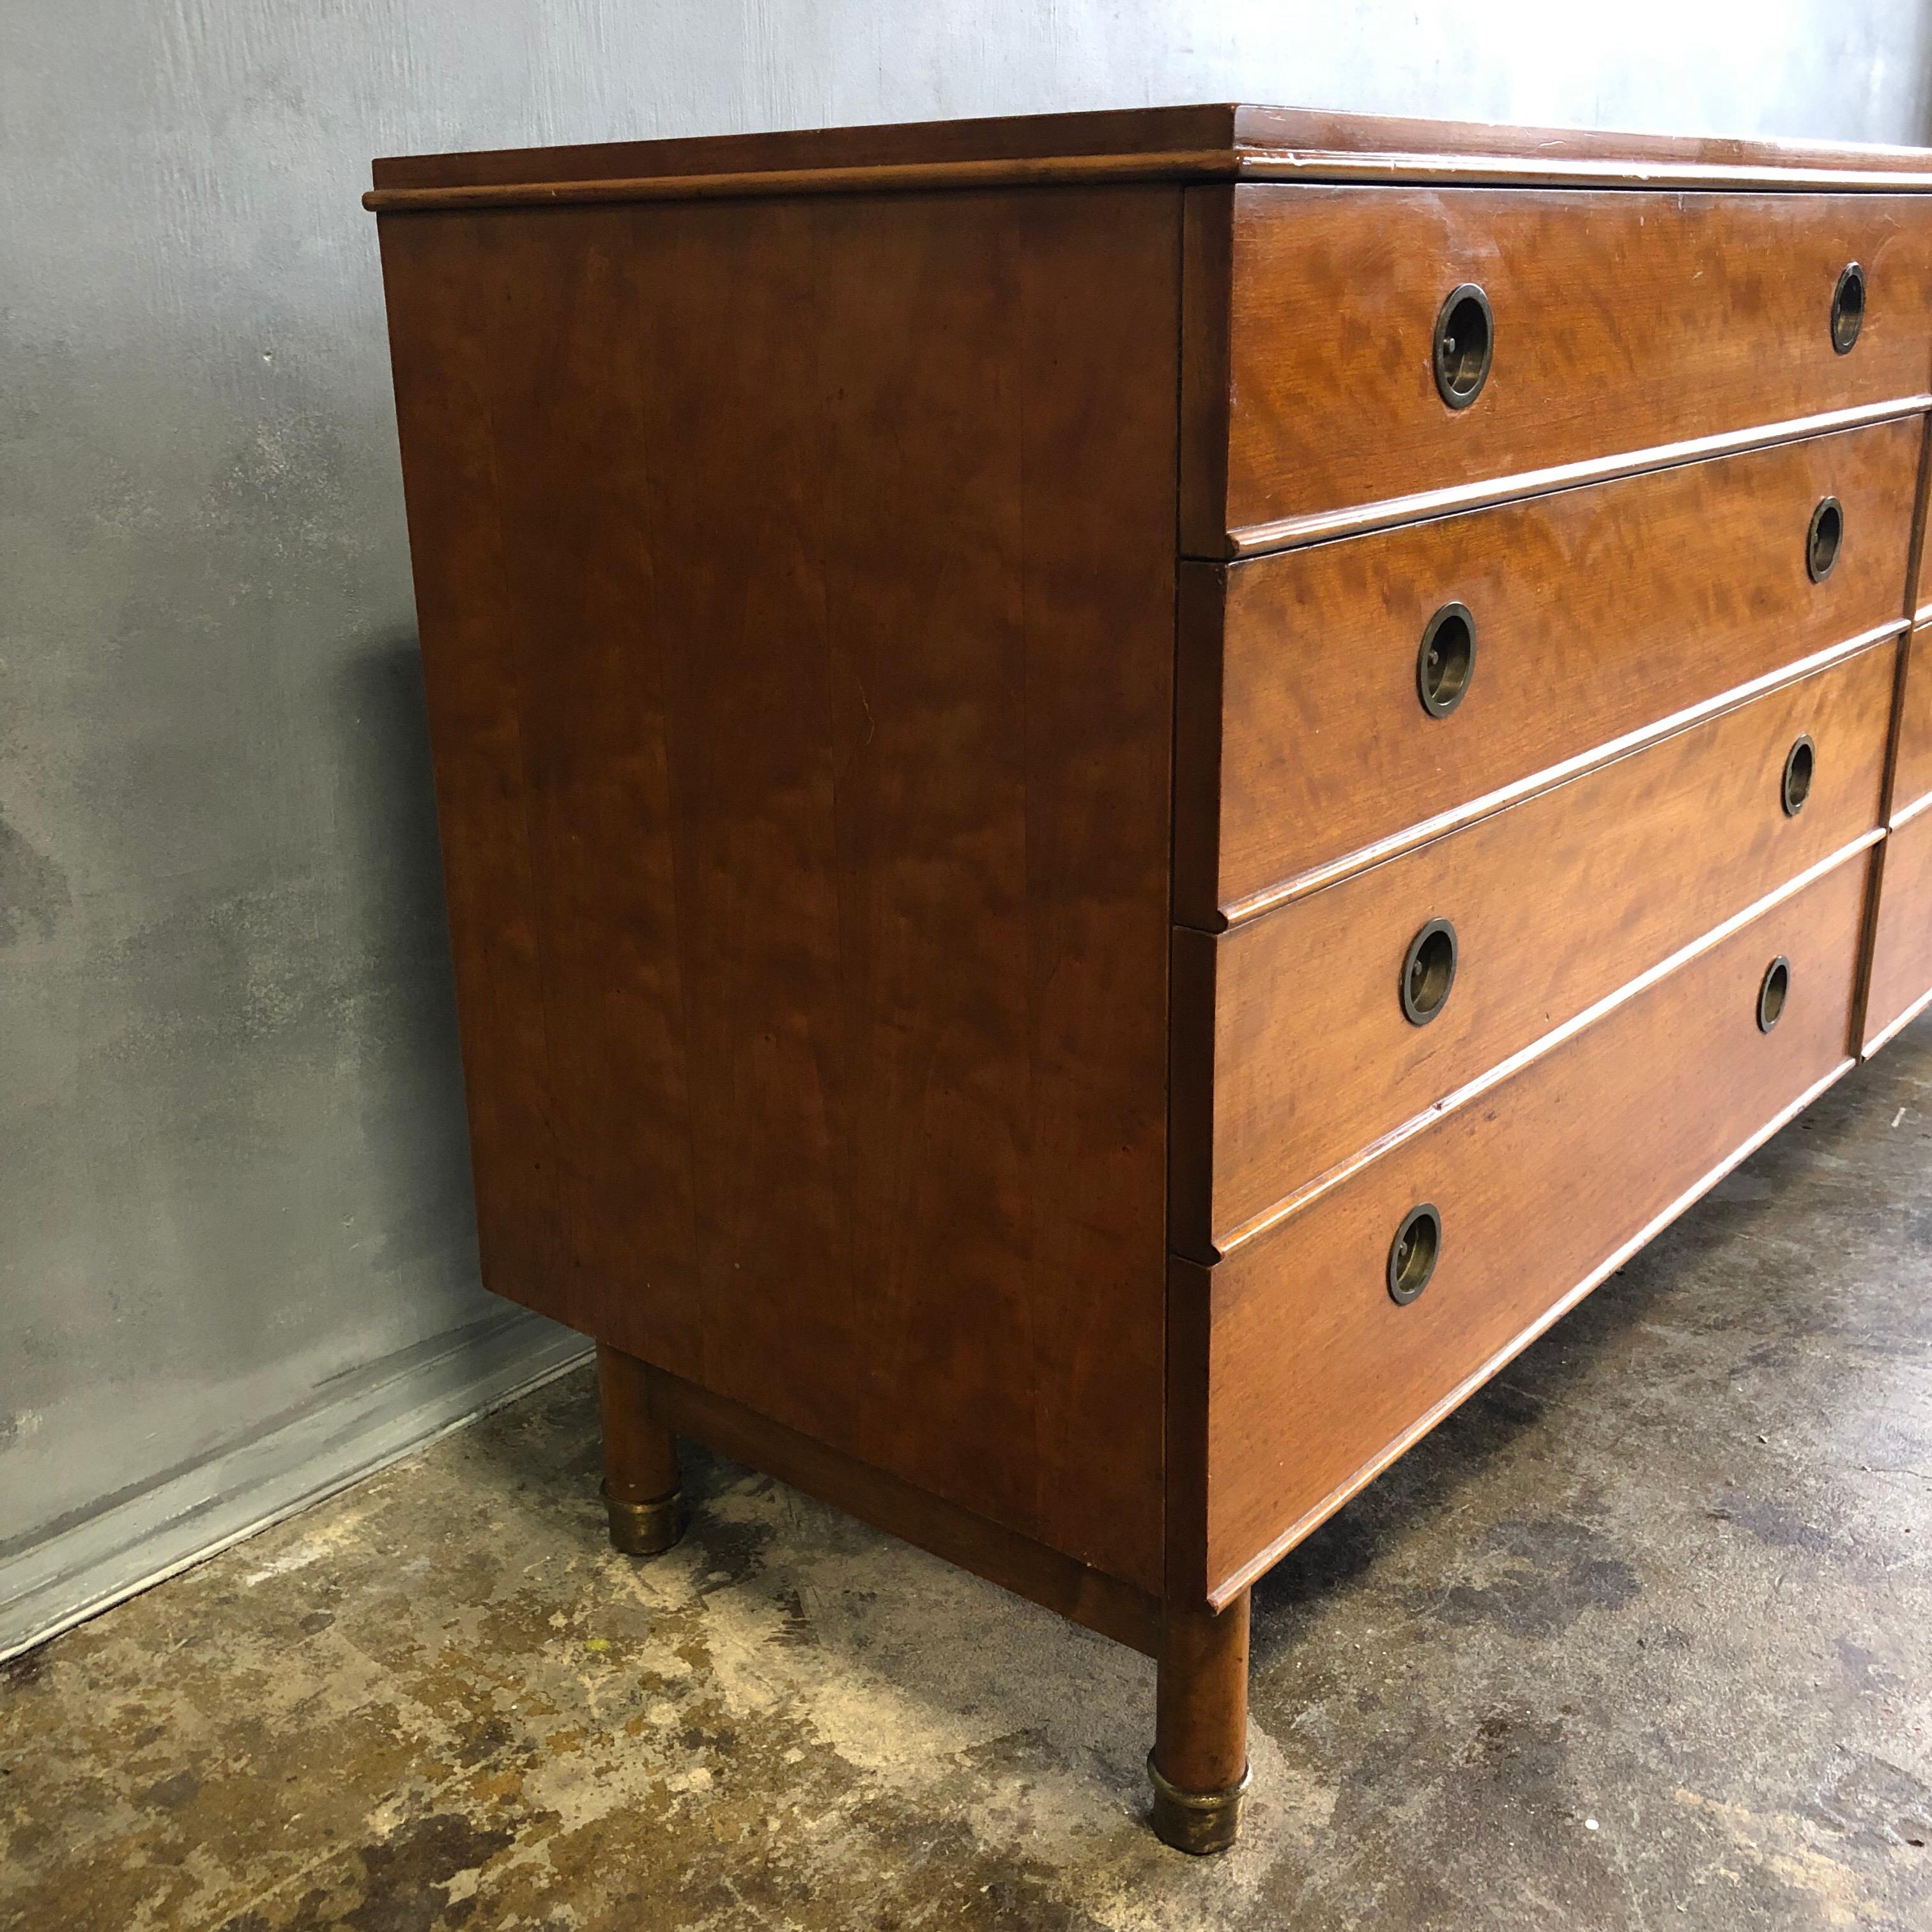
left=7, top=1025, right=1932, bottom=1929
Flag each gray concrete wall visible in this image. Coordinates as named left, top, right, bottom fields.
left=5, top=1, right=1931, bottom=1658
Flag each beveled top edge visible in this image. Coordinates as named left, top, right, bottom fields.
left=371, top=102, right=1932, bottom=195
left=1229, top=103, right=1932, bottom=176
left=371, top=104, right=1242, bottom=190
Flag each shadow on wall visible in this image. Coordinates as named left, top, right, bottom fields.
left=328, top=625, right=487, bottom=1296
left=0, top=610, right=592, bottom=1657
left=0, top=820, right=72, bottom=947
left=337, top=627, right=448, bottom=928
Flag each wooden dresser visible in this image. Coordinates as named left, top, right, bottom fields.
left=365, top=106, right=1932, bottom=1853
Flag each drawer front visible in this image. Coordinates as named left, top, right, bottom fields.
left=1863, top=805, right=1932, bottom=1052
left=1200, top=185, right=1932, bottom=551
left=1191, top=848, right=1869, bottom=1602
left=1184, top=417, right=1918, bottom=922
left=1178, top=644, right=1892, bottom=1257
left=1917, top=456, right=1932, bottom=625
left=1889, top=621, right=1932, bottom=820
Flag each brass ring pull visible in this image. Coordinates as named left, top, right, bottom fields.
left=1781, top=735, right=1815, bottom=817
left=1433, top=284, right=1493, bottom=410
left=1807, top=498, right=1843, bottom=582
left=1388, top=1204, right=1443, bottom=1305
left=1417, top=602, right=1476, bottom=717
left=1758, top=956, right=1791, bottom=1033
left=1400, top=917, right=1459, bottom=1026
left=1832, top=263, right=1865, bottom=354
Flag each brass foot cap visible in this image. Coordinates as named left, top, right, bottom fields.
left=1147, top=1751, right=1250, bottom=1855
left=601, top=1480, right=686, bottom=1556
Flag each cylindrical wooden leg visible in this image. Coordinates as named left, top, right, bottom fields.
left=596, top=1344, right=685, bottom=1556
left=1149, top=1591, right=1251, bottom=1854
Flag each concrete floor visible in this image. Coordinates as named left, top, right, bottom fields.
left=7, top=1029, right=1932, bottom=1931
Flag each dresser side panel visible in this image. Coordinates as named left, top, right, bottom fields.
left=376, top=215, right=579, bottom=1337
left=375, top=187, right=1180, bottom=1590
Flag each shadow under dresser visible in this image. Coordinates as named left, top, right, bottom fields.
left=364, top=105, right=1932, bottom=1852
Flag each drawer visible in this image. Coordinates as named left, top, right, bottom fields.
left=1917, top=458, right=1932, bottom=625
left=1177, top=416, right=1919, bottom=924
left=1186, top=185, right=1932, bottom=553
left=1173, top=644, right=1893, bottom=1257
left=1862, top=804, right=1932, bottom=1053
left=1889, top=621, right=1932, bottom=820
left=1181, top=847, right=1871, bottom=1604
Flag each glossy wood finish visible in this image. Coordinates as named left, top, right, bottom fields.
left=1176, top=645, right=1894, bottom=1258
left=381, top=222, right=571, bottom=1342
left=1151, top=1594, right=1251, bottom=1848
left=634, top=1356, right=1162, bottom=1655
left=1911, top=429, right=1932, bottom=624
left=597, top=1342, right=683, bottom=1554
left=379, top=185, right=1180, bottom=1594
left=370, top=103, right=1932, bottom=203
left=1863, top=802, right=1932, bottom=1053
left=1181, top=849, right=1870, bottom=1604
left=1888, top=622, right=1932, bottom=818
left=1219, top=105, right=1932, bottom=181
left=1185, top=187, right=1932, bottom=555
left=1177, top=417, right=1919, bottom=923
left=1153, top=1597, right=1249, bottom=1790
left=597, top=1344, right=680, bottom=1505
left=372, top=105, right=1932, bottom=1855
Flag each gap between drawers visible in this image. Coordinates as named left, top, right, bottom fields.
left=1202, top=828, right=1885, bottom=1263
left=1202, top=620, right=1907, bottom=933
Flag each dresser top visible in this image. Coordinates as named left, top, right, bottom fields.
left=367, top=103, right=1932, bottom=211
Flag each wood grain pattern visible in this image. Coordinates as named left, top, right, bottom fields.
left=1223, top=105, right=1932, bottom=178
left=1177, top=189, right=1234, bottom=599
left=370, top=102, right=1932, bottom=197
left=1154, top=1596, right=1250, bottom=1791
left=1175, top=644, right=1894, bottom=1259
left=1862, top=801, right=1932, bottom=1052
left=376, top=114, right=1932, bottom=1756
left=597, top=1344, right=680, bottom=1505
left=638, top=1358, right=1161, bottom=1656
left=467, top=210, right=711, bottom=1379
left=1186, top=187, right=1932, bottom=554
left=377, top=215, right=572, bottom=1334
left=1178, top=417, right=1920, bottom=924
left=373, top=105, right=1246, bottom=190
left=1909, top=421, right=1932, bottom=624
left=376, top=185, right=1180, bottom=1592
left=1185, top=847, right=1871, bottom=1605
left=1887, top=622, right=1932, bottom=818
left=363, top=151, right=1239, bottom=213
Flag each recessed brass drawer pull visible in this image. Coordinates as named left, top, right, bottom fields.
left=1387, top=1203, right=1443, bottom=1305
left=1758, top=956, right=1791, bottom=1032
left=1781, top=735, right=1816, bottom=816
left=1433, top=284, right=1492, bottom=410
left=1400, top=918, right=1459, bottom=1026
left=1807, top=496, right=1843, bottom=581
left=1832, top=262, right=1866, bottom=354
left=1417, top=602, right=1476, bottom=717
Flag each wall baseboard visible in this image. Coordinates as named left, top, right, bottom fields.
left=0, top=1312, right=592, bottom=1663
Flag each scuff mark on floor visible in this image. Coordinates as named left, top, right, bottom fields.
left=9, top=1025, right=1932, bottom=1929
